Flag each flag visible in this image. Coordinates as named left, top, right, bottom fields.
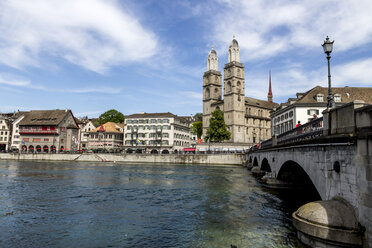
left=21, top=139, right=25, bottom=145
left=197, top=138, right=202, bottom=144
left=136, top=139, right=141, bottom=144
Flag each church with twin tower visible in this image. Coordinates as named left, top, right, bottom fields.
left=202, top=37, right=277, bottom=147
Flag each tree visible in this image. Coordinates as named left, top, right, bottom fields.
left=194, top=113, right=203, bottom=122
left=191, top=121, right=203, bottom=139
left=97, top=109, right=124, bottom=124
left=206, top=109, right=231, bottom=142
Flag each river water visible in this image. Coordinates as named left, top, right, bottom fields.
left=0, top=160, right=305, bottom=248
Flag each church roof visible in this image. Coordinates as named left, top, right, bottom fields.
left=245, top=97, right=278, bottom=109
left=230, top=38, right=239, bottom=48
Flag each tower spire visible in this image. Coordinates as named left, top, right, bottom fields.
left=268, top=70, right=273, bottom=103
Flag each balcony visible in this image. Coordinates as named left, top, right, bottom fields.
left=19, top=129, right=58, bottom=135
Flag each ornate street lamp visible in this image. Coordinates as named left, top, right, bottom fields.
left=322, top=36, right=335, bottom=109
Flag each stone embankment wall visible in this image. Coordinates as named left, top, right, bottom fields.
left=0, top=153, right=245, bottom=165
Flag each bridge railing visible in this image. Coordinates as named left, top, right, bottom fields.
left=255, top=117, right=324, bottom=150
left=277, top=117, right=323, bottom=145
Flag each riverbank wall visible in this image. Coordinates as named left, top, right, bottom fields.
left=0, top=153, right=245, bottom=165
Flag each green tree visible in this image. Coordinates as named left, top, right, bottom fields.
left=194, top=113, right=203, bottom=122
left=206, top=109, right=231, bottom=142
left=97, top=109, right=124, bottom=124
left=191, top=121, right=203, bottom=139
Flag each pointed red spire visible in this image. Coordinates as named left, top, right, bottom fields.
left=268, top=70, right=273, bottom=103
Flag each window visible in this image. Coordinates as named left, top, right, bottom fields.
left=24, top=138, right=29, bottom=142
left=316, top=94, right=324, bottom=102
left=33, top=138, right=41, bottom=142
left=289, top=111, right=293, bottom=117
left=50, top=126, right=55, bottom=131
left=334, top=94, right=341, bottom=102
left=285, top=113, right=288, bottom=119
left=307, top=109, right=319, bottom=116
left=44, top=138, right=49, bottom=142
left=206, top=87, right=210, bottom=98
left=42, top=126, right=47, bottom=131
left=151, top=119, right=156, bottom=123
left=163, top=119, right=169, bottom=123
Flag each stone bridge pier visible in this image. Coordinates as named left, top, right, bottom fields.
left=246, top=102, right=372, bottom=248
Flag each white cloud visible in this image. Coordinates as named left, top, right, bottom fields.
left=0, top=0, right=158, bottom=73
left=0, top=74, right=31, bottom=87
left=0, top=72, right=121, bottom=94
left=333, top=58, right=372, bottom=86
left=211, top=0, right=372, bottom=61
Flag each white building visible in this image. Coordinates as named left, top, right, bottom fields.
left=124, top=112, right=191, bottom=154
left=0, top=114, right=12, bottom=151
left=272, top=86, right=372, bottom=135
left=79, top=120, right=97, bottom=150
left=10, top=111, right=27, bottom=150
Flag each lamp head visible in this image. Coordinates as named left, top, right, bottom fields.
left=322, top=36, right=334, bottom=54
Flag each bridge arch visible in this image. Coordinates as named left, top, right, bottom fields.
left=253, top=157, right=258, bottom=167
left=277, top=160, right=321, bottom=201
left=261, top=158, right=271, bottom=172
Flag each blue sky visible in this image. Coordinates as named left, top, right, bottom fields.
left=1, top=0, right=372, bottom=117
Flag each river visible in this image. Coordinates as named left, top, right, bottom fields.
left=0, top=160, right=305, bottom=247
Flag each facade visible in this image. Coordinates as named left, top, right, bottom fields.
left=202, top=37, right=277, bottom=148
left=0, top=114, right=12, bottom=151
left=87, top=122, right=124, bottom=151
left=271, top=86, right=372, bottom=135
left=19, top=109, right=79, bottom=152
left=124, top=112, right=191, bottom=154
left=79, top=120, right=97, bottom=150
left=10, top=111, right=27, bottom=150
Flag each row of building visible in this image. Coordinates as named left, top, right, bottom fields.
left=2, top=37, right=371, bottom=153
left=0, top=110, right=196, bottom=154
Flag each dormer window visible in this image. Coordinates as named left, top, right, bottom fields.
left=316, top=94, right=324, bottom=102
left=334, top=93, right=341, bottom=102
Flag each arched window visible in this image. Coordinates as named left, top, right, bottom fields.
left=227, top=81, right=232, bottom=92
left=237, top=69, right=241, bottom=76
left=206, top=87, right=210, bottom=98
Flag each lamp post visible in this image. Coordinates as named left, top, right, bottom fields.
left=322, top=36, right=335, bottom=109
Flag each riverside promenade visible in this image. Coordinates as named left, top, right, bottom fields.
left=0, top=153, right=245, bottom=165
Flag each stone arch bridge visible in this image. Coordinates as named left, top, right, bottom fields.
left=246, top=101, right=372, bottom=248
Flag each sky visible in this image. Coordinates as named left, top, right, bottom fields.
left=0, top=0, right=372, bottom=117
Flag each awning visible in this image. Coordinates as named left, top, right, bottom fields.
left=184, top=148, right=196, bottom=151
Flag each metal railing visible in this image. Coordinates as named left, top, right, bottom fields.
left=254, top=117, right=324, bottom=150
left=277, top=117, right=323, bottom=145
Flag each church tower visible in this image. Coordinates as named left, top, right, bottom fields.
left=203, top=46, right=222, bottom=137
left=223, top=37, right=245, bottom=143
left=268, top=70, right=273, bottom=103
